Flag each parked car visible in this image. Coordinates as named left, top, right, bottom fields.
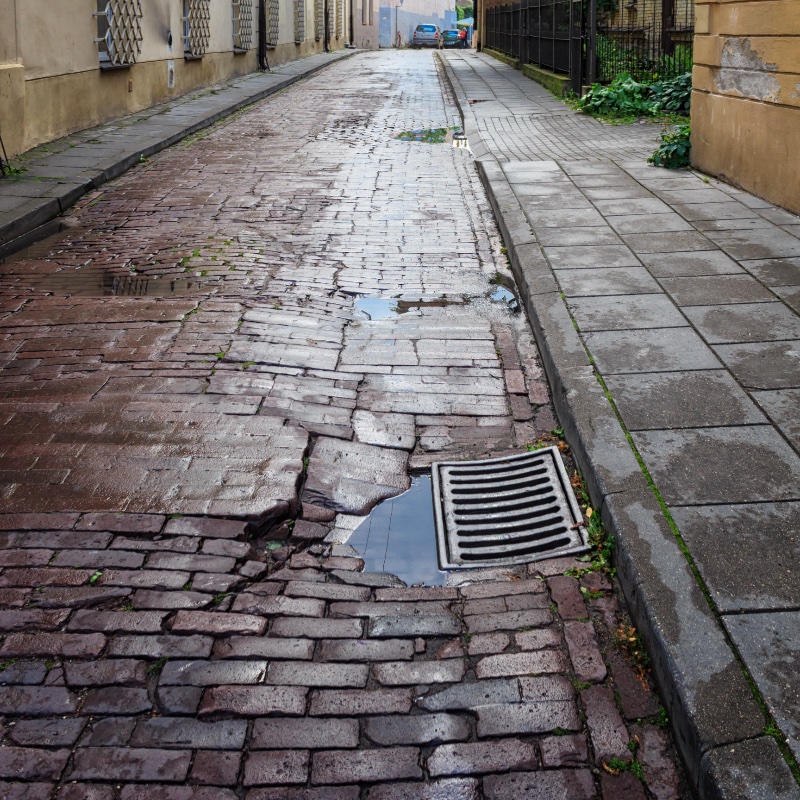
left=441, top=29, right=461, bottom=48
left=411, top=25, right=440, bottom=48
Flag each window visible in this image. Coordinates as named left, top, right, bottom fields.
left=232, top=0, right=254, bottom=50
left=294, top=0, right=306, bottom=43
left=337, top=0, right=344, bottom=38
left=368, top=0, right=374, bottom=26
left=267, top=0, right=280, bottom=47
left=182, top=0, right=211, bottom=58
left=94, top=0, right=143, bottom=67
left=362, top=0, right=367, bottom=26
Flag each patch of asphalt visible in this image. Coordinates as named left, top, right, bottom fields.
left=438, top=51, right=798, bottom=799
left=0, top=50, right=359, bottom=251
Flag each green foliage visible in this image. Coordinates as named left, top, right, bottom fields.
left=597, top=34, right=693, bottom=83
left=578, top=72, right=692, bottom=120
left=648, top=124, right=691, bottom=169
left=650, top=72, right=692, bottom=114
left=456, top=5, right=473, bottom=20
left=578, top=74, right=658, bottom=117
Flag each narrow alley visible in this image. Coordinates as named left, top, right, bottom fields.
left=0, top=51, right=690, bottom=798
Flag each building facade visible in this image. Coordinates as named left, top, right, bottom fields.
left=691, top=0, right=800, bottom=213
left=0, top=0, right=353, bottom=158
left=378, top=0, right=457, bottom=48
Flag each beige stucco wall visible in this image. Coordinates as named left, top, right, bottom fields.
left=0, top=0, right=351, bottom=158
left=691, top=0, right=800, bottom=213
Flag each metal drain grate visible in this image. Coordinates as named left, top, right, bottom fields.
left=432, top=449, right=589, bottom=569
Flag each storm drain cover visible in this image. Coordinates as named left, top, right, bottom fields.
left=432, top=448, right=589, bottom=568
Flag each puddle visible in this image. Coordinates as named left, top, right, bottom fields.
left=354, top=296, right=468, bottom=320
left=395, top=128, right=449, bottom=144
left=346, top=474, right=448, bottom=587
left=0, top=269, right=217, bottom=297
left=490, top=274, right=521, bottom=313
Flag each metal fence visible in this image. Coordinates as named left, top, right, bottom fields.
left=484, top=0, right=693, bottom=88
left=485, top=0, right=584, bottom=91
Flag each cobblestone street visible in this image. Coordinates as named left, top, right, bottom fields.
left=0, top=51, right=688, bottom=798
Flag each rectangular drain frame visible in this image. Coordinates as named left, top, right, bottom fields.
left=431, top=448, right=589, bottom=569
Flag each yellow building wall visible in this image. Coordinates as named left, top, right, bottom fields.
left=691, top=0, right=800, bottom=213
left=0, top=0, right=349, bottom=158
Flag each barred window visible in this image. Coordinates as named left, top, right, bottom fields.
left=368, top=0, right=373, bottom=26
left=294, top=0, right=306, bottom=43
left=362, top=0, right=367, bottom=26
left=315, top=0, right=324, bottom=40
left=327, top=0, right=336, bottom=39
left=182, top=0, right=211, bottom=57
left=337, top=0, right=344, bottom=38
left=232, top=0, right=254, bottom=50
left=94, top=0, right=143, bottom=67
left=267, top=0, right=280, bottom=47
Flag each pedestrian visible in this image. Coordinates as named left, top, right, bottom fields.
left=459, top=27, right=468, bottom=49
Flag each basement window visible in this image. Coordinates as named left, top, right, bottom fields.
left=232, top=0, right=254, bottom=51
left=182, top=0, right=211, bottom=58
left=95, top=0, right=143, bottom=68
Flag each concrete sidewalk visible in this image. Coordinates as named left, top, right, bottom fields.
left=441, top=50, right=800, bottom=799
left=0, top=49, right=356, bottom=252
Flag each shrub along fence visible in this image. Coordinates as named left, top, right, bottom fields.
left=483, top=0, right=694, bottom=89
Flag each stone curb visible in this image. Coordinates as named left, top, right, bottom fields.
left=0, top=50, right=358, bottom=251
left=438, top=52, right=794, bottom=800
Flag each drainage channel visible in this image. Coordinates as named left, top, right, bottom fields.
left=345, top=450, right=589, bottom=587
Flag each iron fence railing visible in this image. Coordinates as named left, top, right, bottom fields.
left=484, top=0, right=693, bottom=88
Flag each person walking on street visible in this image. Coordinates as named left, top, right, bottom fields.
left=459, top=27, right=468, bottom=49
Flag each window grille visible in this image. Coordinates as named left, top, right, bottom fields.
left=328, top=0, right=336, bottom=39
left=182, top=0, right=211, bottom=57
left=232, top=0, right=254, bottom=50
left=362, top=0, right=367, bottom=25
left=315, top=0, right=324, bottom=40
left=94, top=0, right=143, bottom=67
left=267, top=0, right=280, bottom=46
left=368, top=0, right=373, bottom=26
left=294, top=0, right=306, bottom=42
left=337, top=0, right=344, bottom=38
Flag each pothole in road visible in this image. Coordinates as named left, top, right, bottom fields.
left=394, top=126, right=467, bottom=146
left=353, top=295, right=469, bottom=320
left=353, top=283, right=520, bottom=320
left=490, top=274, right=521, bottom=313
left=346, top=474, right=448, bottom=587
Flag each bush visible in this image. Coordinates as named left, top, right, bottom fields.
left=650, top=72, right=692, bottom=115
left=577, top=74, right=657, bottom=117
left=577, top=72, right=692, bottom=119
left=648, top=124, right=691, bottom=169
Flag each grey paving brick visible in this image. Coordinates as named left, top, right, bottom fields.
left=252, top=717, right=360, bottom=750
left=311, top=748, right=422, bottom=784
left=364, top=713, right=470, bottom=746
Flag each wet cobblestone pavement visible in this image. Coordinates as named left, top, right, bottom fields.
left=0, top=51, right=687, bottom=798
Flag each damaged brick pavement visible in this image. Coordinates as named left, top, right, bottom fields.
left=0, top=51, right=686, bottom=797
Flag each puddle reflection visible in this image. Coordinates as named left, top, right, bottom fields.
left=346, top=474, right=448, bottom=587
